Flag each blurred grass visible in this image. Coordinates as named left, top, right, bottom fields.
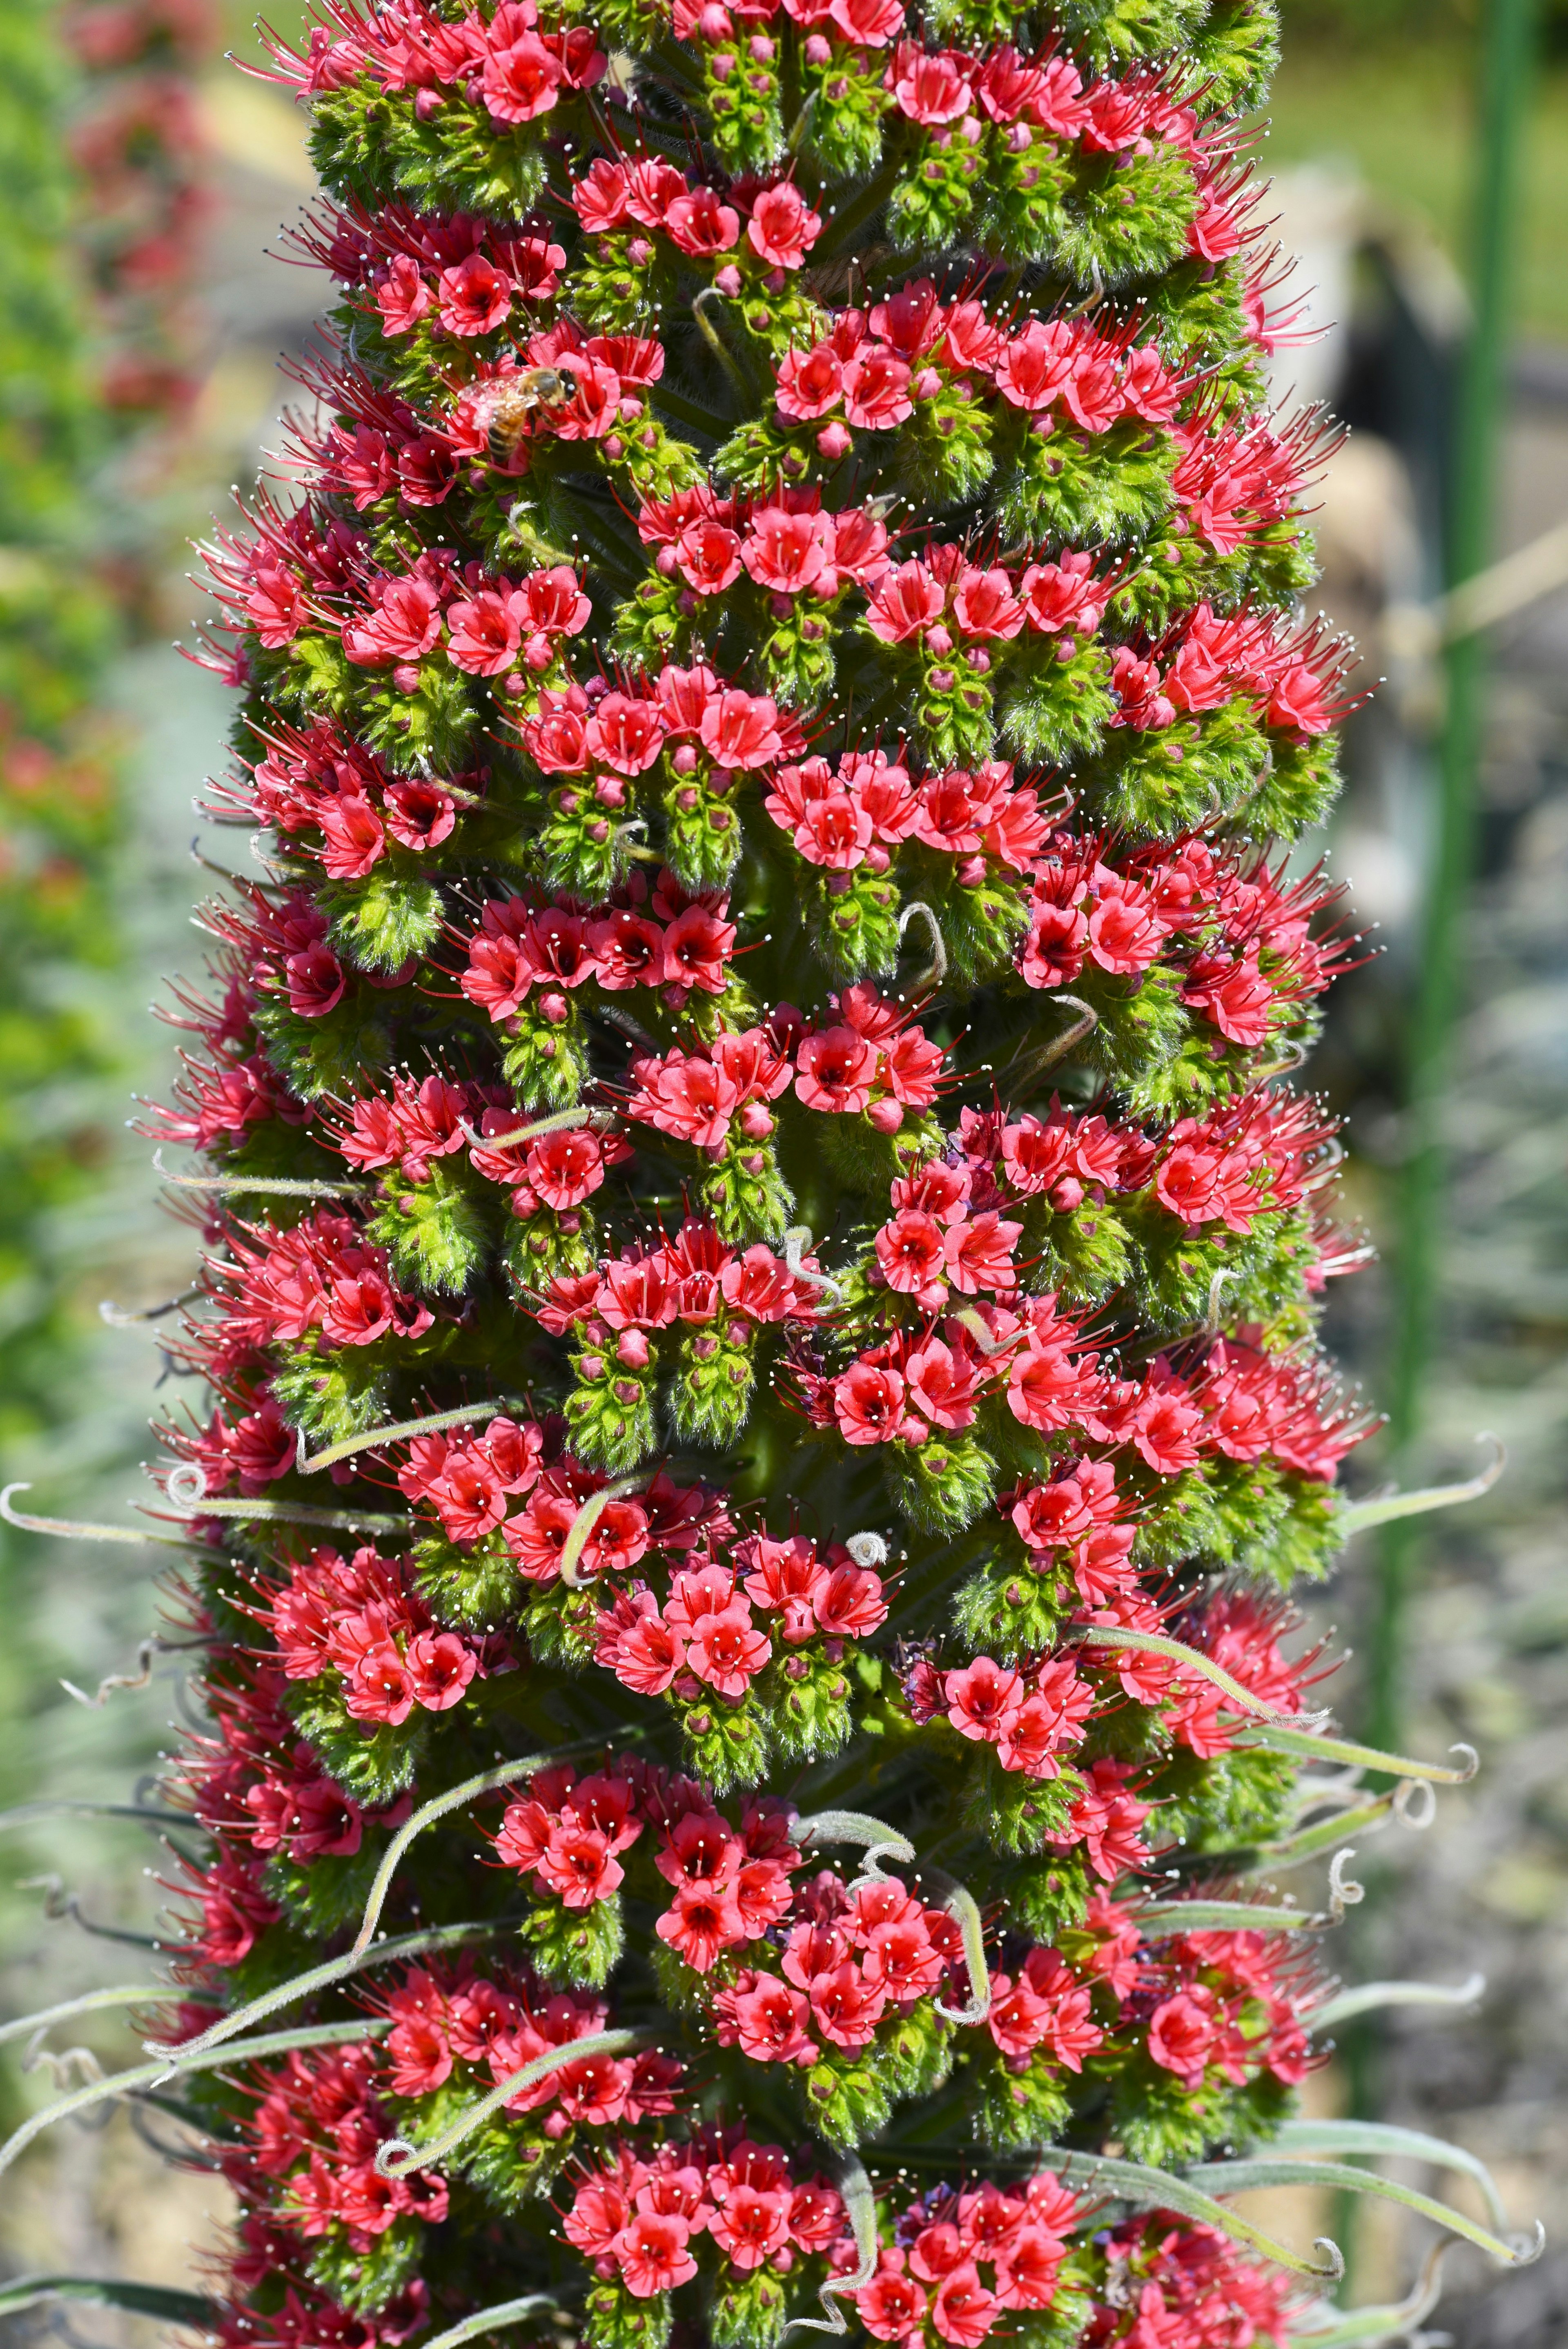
left=1266, top=40, right=1568, bottom=342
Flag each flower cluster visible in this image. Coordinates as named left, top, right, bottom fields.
left=209, top=1208, right=432, bottom=1358
left=855, top=2174, right=1087, bottom=2345
left=1018, top=831, right=1354, bottom=1045
left=233, top=716, right=475, bottom=877
left=913, top=1654, right=1096, bottom=1781
left=173, top=1651, right=406, bottom=1883
left=262, top=1540, right=493, bottom=1723
left=223, top=1955, right=675, bottom=2260
left=285, top=0, right=607, bottom=120
left=637, top=485, right=891, bottom=601
left=461, top=873, right=745, bottom=1021
left=565, top=2130, right=852, bottom=2298
left=774, top=293, right=1180, bottom=445
left=571, top=155, right=824, bottom=276
left=1082, top=2215, right=1294, bottom=2349
left=593, top=1531, right=888, bottom=1702
left=964, top=1087, right=1339, bottom=1239
left=620, top=985, right=944, bottom=1149
left=766, top=751, right=1050, bottom=876
left=811, top=1246, right=1365, bottom=1482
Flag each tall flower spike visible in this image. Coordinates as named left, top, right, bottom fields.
left=7, top=4, right=1541, bottom=2346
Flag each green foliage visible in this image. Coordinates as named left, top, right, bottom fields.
left=286, top=1676, right=428, bottom=1806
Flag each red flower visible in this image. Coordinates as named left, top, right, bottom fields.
left=665, top=185, right=741, bottom=255
left=482, top=29, right=564, bottom=122
left=708, top=2183, right=792, bottom=2270
left=945, top=1658, right=1024, bottom=1743
left=746, top=182, right=823, bottom=270
left=932, top=2265, right=998, bottom=2347
left=685, top=1599, right=771, bottom=1697
left=406, top=1631, right=478, bottom=1711
left=1147, top=1987, right=1217, bottom=2088
left=656, top=1878, right=746, bottom=1973
left=719, top=1972, right=817, bottom=2064
left=699, top=688, right=783, bottom=769
left=536, top=1820, right=625, bottom=1908
left=891, top=41, right=972, bottom=123
left=435, top=252, right=512, bottom=337
left=865, top=560, right=944, bottom=644
left=842, top=348, right=913, bottom=430
left=675, top=516, right=744, bottom=595
left=796, top=1025, right=878, bottom=1112
left=742, top=505, right=836, bottom=595
left=612, top=2210, right=698, bottom=2296
left=858, top=2257, right=929, bottom=2342
left=832, top=1361, right=909, bottom=1446
left=875, top=1207, right=947, bottom=1299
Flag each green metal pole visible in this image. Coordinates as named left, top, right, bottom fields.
left=1364, top=0, right=1539, bottom=1756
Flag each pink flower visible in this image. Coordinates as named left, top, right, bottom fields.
left=612, top=2211, right=698, bottom=2296
left=829, top=0, right=903, bottom=40
left=775, top=343, right=844, bottom=421
left=406, top=1631, right=478, bottom=1711
left=1133, top=1386, right=1204, bottom=1475
left=665, top=184, right=742, bottom=255
left=841, top=348, right=913, bottom=430
left=891, top=40, right=972, bottom=123
left=904, top=1337, right=979, bottom=1431
left=656, top=1878, right=746, bottom=1974
left=795, top=1025, right=877, bottom=1112
left=587, top=693, right=666, bottom=774
left=994, top=320, right=1077, bottom=412
left=375, top=253, right=432, bottom=335
left=573, top=157, right=632, bottom=231
left=699, top=689, right=783, bottom=769
left=814, top=1564, right=888, bottom=1638
left=742, top=505, right=836, bottom=595
left=674, top=517, right=744, bottom=595
left=482, top=29, right=564, bottom=122
left=708, top=2184, right=792, bottom=2270
left=723, top=1974, right=817, bottom=2064
left=944, top=1657, right=1024, bottom=1743
left=807, top=1961, right=887, bottom=2050
left=931, top=2265, right=997, bottom=2348
left=833, top=1362, right=909, bottom=1445
left=858, top=2259, right=929, bottom=2343
left=1147, top=1988, right=1217, bottom=2088
left=445, top=587, right=523, bottom=675
left=435, top=252, right=512, bottom=337
left=685, top=1599, right=772, bottom=1697
left=747, top=182, right=823, bottom=270
left=536, top=1821, right=625, bottom=1909
left=952, top=567, right=1025, bottom=641
left=875, top=1208, right=948, bottom=1300
left=864, top=560, right=944, bottom=644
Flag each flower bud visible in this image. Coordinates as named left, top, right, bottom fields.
left=616, top=1328, right=650, bottom=1370
left=867, top=1097, right=905, bottom=1134
left=539, top=991, right=570, bottom=1025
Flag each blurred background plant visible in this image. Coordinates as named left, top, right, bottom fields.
left=2, top=1, right=1568, bottom=2344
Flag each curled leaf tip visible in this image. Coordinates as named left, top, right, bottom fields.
left=1336, top=1431, right=1506, bottom=1538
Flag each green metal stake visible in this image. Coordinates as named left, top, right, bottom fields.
left=1365, top=0, right=1539, bottom=1756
